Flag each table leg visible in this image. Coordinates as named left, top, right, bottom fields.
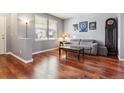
left=90, top=47, right=92, bottom=55
left=77, top=50, right=80, bottom=60
left=65, top=50, right=67, bottom=60
left=59, top=48, right=61, bottom=58
left=83, top=48, right=84, bottom=56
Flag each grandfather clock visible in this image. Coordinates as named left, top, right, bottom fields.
left=105, top=18, right=118, bottom=56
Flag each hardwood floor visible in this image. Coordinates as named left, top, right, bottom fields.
left=0, top=49, right=124, bottom=79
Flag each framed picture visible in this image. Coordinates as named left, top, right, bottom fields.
left=89, top=22, right=96, bottom=30
left=79, top=21, right=88, bottom=32
left=73, top=24, right=78, bottom=31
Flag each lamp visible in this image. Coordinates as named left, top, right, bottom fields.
left=59, top=33, right=70, bottom=46
left=24, top=19, right=29, bottom=38
left=62, top=33, right=70, bottom=42
left=58, top=37, right=63, bottom=41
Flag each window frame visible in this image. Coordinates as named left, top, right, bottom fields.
left=48, top=19, right=58, bottom=40
left=35, top=15, right=48, bottom=41
left=35, top=15, right=58, bottom=41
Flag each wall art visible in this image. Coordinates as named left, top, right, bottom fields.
left=79, top=21, right=88, bottom=32
left=89, top=22, right=96, bottom=30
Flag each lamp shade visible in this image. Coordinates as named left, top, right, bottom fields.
left=24, top=19, right=29, bottom=24
left=58, top=37, right=63, bottom=41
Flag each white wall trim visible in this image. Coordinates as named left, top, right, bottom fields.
left=0, top=15, right=7, bottom=54
left=4, top=15, right=7, bottom=54
left=118, top=55, right=124, bottom=61
left=5, top=47, right=58, bottom=63
left=6, top=47, right=58, bottom=63
left=32, top=47, right=58, bottom=55
left=119, top=59, right=124, bottom=61
left=118, top=58, right=124, bottom=61
left=7, top=52, right=33, bottom=64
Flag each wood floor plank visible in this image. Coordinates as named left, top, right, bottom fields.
left=0, top=49, right=124, bottom=79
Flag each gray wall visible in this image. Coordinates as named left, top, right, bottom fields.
left=10, top=13, right=32, bottom=61
left=6, top=13, right=63, bottom=61
left=64, top=13, right=117, bottom=45
left=18, top=13, right=64, bottom=53
left=10, top=13, right=19, bottom=55
left=118, top=13, right=124, bottom=60
left=5, top=14, right=11, bottom=52
left=18, top=13, right=34, bottom=38
left=9, top=13, right=63, bottom=61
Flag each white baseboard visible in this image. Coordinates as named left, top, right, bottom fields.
left=119, top=58, right=124, bottom=61
left=5, top=52, right=11, bottom=55
left=32, top=47, right=58, bottom=55
left=118, top=56, right=124, bottom=61
left=7, top=52, right=33, bottom=64
left=5, top=47, right=58, bottom=63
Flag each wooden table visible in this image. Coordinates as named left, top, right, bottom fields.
left=59, top=46, right=84, bottom=60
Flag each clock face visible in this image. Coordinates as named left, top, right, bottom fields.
left=79, top=21, right=88, bottom=32
left=107, top=20, right=114, bottom=25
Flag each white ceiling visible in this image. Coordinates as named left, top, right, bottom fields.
left=49, top=13, right=91, bottom=19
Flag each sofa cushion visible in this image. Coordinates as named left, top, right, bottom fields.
left=80, top=41, right=92, bottom=45
left=70, top=39, right=80, bottom=45
left=65, top=39, right=98, bottom=55
left=80, top=39, right=95, bottom=45
left=80, top=39, right=95, bottom=43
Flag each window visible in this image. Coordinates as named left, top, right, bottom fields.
left=35, top=15, right=58, bottom=41
left=35, top=15, right=47, bottom=40
left=48, top=19, right=57, bottom=40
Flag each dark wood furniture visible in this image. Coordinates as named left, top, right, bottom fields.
left=105, top=18, right=118, bottom=56
left=59, top=41, right=71, bottom=46
left=59, top=46, right=84, bottom=60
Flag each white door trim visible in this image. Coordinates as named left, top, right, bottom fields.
left=0, top=15, right=6, bottom=54
left=4, top=16, right=6, bottom=53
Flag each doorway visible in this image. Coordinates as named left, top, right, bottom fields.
left=0, top=15, right=6, bottom=54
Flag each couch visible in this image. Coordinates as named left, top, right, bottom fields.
left=64, top=39, right=98, bottom=55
